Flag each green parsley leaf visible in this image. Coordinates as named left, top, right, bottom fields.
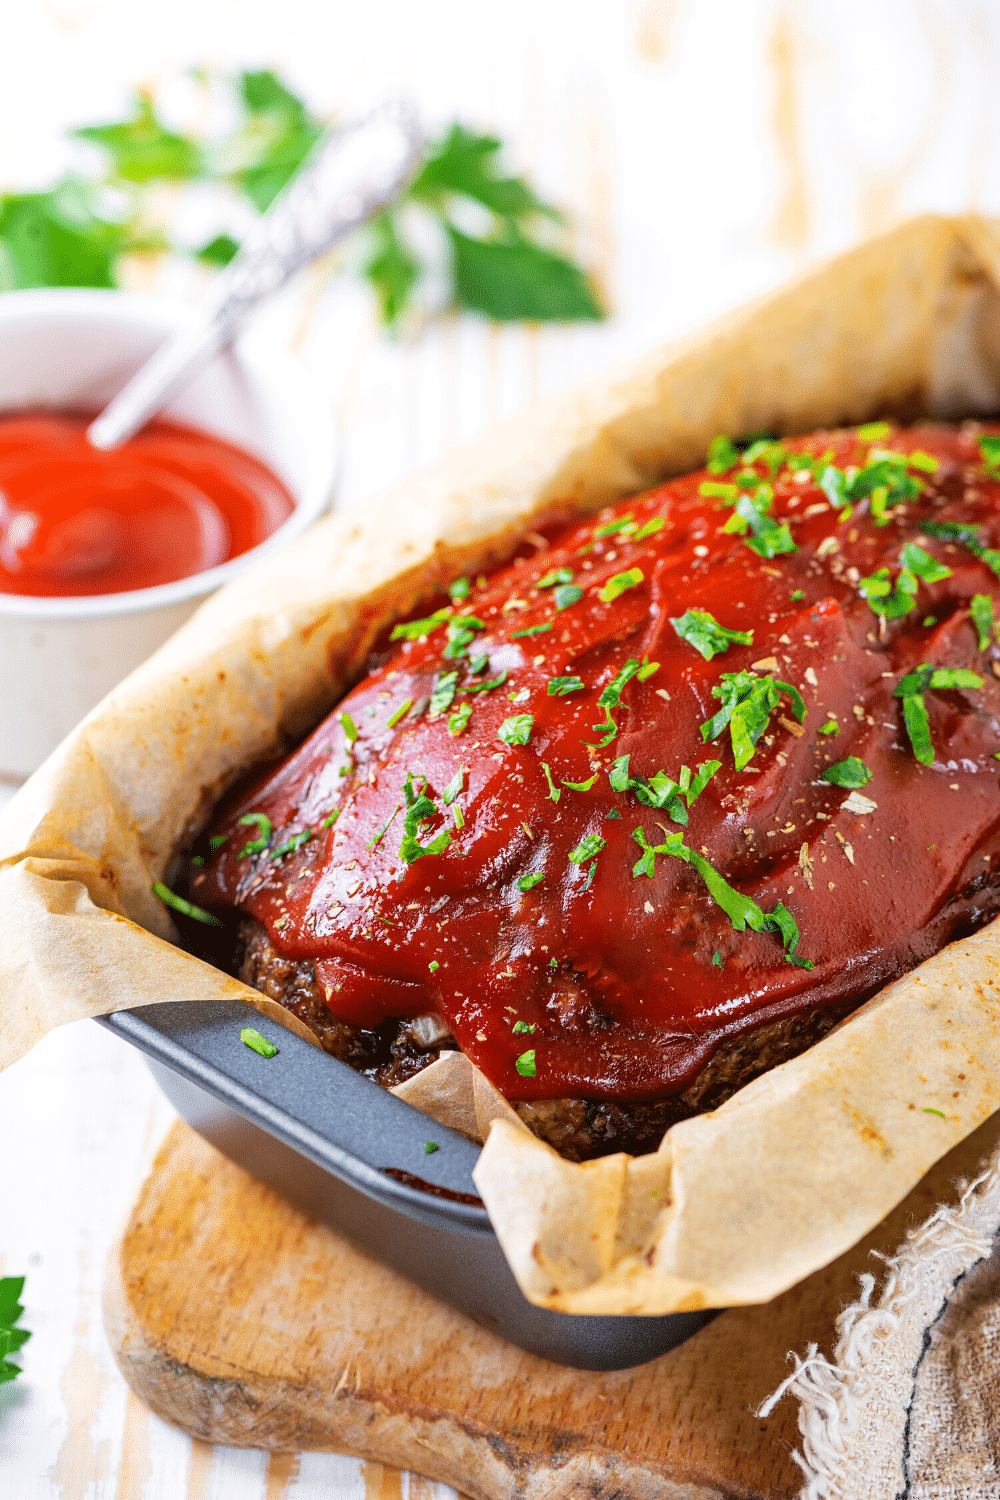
left=594, top=514, right=634, bottom=539
left=971, top=594, right=994, bottom=652
left=430, top=670, right=459, bottom=716
left=892, top=664, right=982, bottom=766
left=609, top=754, right=688, bottom=824
left=229, top=70, right=323, bottom=212
left=820, top=757, right=872, bottom=789
left=670, top=608, right=754, bottom=660
left=819, top=718, right=838, bottom=736
left=448, top=575, right=472, bottom=602
left=515, top=1048, right=537, bottom=1077
left=568, top=833, right=605, bottom=864
left=209, top=834, right=228, bottom=851
left=511, top=623, right=552, bottom=638
left=448, top=702, right=473, bottom=736
left=700, top=671, right=805, bottom=770
left=979, top=435, right=1000, bottom=472
left=683, top=760, right=722, bottom=805
left=271, top=828, right=313, bottom=860
left=699, top=479, right=738, bottom=500
left=553, top=583, right=583, bottom=610
left=428, top=960, right=440, bottom=972
left=791, top=589, right=806, bottom=602
left=598, top=659, right=640, bottom=710
left=74, top=93, right=201, bottom=182
left=712, top=949, right=722, bottom=967
left=512, top=1019, right=536, bottom=1033
left=857, top=565, right=918, bottom=620
left=597, top=567, right=644, bottom=604
left=548, top=675, right=585, bottom=696
left=322, top=811, right=340, bottom=828
left=444, top=615, right=487, bottom=659
left=196, top=232, right=240, bottom=267
left=539, top=761, right=562, bottom=803
left=922, top=1107, right=947, bottom=1119
left=447, top=225, right=602, bottom=322
left=0, top=1276, right=30, bottom=1385
left=390, top=608, right=451, bottom=642
left=517, top=873, right=544, bottom=891
left=908, top=450, right=939, bottom=474
left=339, top=712, right=359, bottom=744
left=637, top=656, right=660, bottom=681
left=706, top=435, right=739, bottom=474
left=362, top=210, right=420, bottom=325
left=899, top=542, right=952, bottom=583
left=398, top=772, right=452, bottom=863
left=152, top=881, right=223, bottom=927
left=901, top=692, right=933, bottom=766
left=238, top=811, right=272, bottom=857
left=923, top=616, right=937, bottom=628
left=537, top=567, right=574, bottom=588
left=0, top=179, right=131, bottom=291
left=634, top=517, right=665, bottom=541
left=442, top=768, right=465, bottom=805
left=498, top=713, right=533, bottom=746
left=241, top=1026, right=279, bottom=1059
left=424, top=1140, right=440, bottom=1153
left=562, top=771, right=600, bottom=791
left=462, top=668, right=508, bottom=693
left=857, top=421, right=892, bottom=441
left=732, top=494, right=797, bottom=559
left=386, top=698, right=413, bottom=728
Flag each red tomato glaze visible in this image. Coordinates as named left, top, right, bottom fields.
left=196, top=422, right=1000, bottom=1104
left=0, top=411, right=295, bottom=596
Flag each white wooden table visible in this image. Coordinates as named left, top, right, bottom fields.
left=5, top=1, right=1000, bottom=1494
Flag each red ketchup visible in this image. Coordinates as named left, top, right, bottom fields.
left=0, top=411, right=295, bottom=596
left=197, top=422, right=1000, bottom=1104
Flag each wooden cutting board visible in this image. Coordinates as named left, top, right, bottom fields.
left=102, top=1114, right=1000, bottom=1500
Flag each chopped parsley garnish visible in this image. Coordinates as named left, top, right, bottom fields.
left=548, top=674, right=585, bottom=695
left=209, top=834, right=228, bottom=851
left=857, top=421, right=892, bottom=441
left=428, top=960, right=440, bottom=972
left=515, top=1049, right=537, bottom=1077
left=637, top=655, right=659, bottom=680
left=448, top=576, right=471, bottom=602
left=568, top=833, right=605, bottom=864
left=540, top=761, right=562, bottom=803
left=152, top=882, right=223, bottom=927
left=819, top=718, right=838, bottom=736
left=537, top=567, right=574, bottom=588
left=857, top=565, right=917, bottom=620
left=908, top=450, right=939, bottom=474
left=670, top=607, right=754, bottom=660
left=597, top=567, right=643, bottom=604
left=971, top=594, right=994, bottom=651
left=700, top=479, right=738, bottom=500
left=706, top=434, right=739, bottom=474
left=390, top=608, right=450, bottom=642
left=448, top=702, right=473, bottom=736
left=790, top=589, right=805, bottom=602
left=594, top=514, right=634, bottom=539
left=634, top=516, right=665, bottom=540
left=712, top=949, right=722, bottom=967
left=442, top=768, right=465, bottom=804
left=850, top=454, right=923, bottom=523
left=517, top=873, right=544, bottom=891
left=511, top=623, right=552, bottom=638
left=424, top=1140, right=440, bottom=1153
left=630, top=831, right=811, bottom=966
left=731, top=495, right=797, bottom=559
left=241, top=1026, right=279, bottom=1059
left=0, top=1275, right=30, bottom=1385
left=386, top=698, right=413, bottom=728
left=979, top=435, right=1000, bottom=473
left=498, top=713, right=534, bottom=745
left=820, top=758, right=872, bottom=789
left=468, top=653, right=488, bottom=674
left=322, top=811, right=340, bottom=827
left=920, top=520, right=1000, bottom=579
left=893, top=664, right=983, bottom=766
left=340, top=711, right=359, bottom=743
left=562, top=771, right=600, bottom=791
left=430, top=670, right=459, bottom=716
left=700, top=670, right=806, bottom=770
left=238, top=811, right=272, bottom=857
left=553, top=583, right=583, bottom=609
left=597, top=659, right=639, bottom=711
left=610, top=754, right=688, bottom=825
left=399, top=772, right=452, bottom=862
left=462, top=668, right=508, bottom=693
left=899, top=542, right=951, bottom=583
left=444, top=615, right=486, bottom=659
left=922, top=1107, right=947, bottom=1120
left=271, top=828, right=313, bottom=860
left=512, top=1019, right=536, bottom=1033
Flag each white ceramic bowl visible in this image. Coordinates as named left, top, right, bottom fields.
left=0, top=289, right=338, bottom=779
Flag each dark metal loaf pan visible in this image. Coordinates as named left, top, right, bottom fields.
left=100, top=1000, right=717, bottom=1370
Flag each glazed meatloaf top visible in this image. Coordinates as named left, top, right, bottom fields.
left=179, top=420, right=1000, bottom=1159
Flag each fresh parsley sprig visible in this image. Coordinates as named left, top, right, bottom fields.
left=700, top=670, right=806, bottom=770
left=893, top=665, right=983, bottom=767
left=0, top=1277, right=30, bottom=1386
left=1, top=75, right=604, bottom=333
left=670, top=608, right=754, bottom=661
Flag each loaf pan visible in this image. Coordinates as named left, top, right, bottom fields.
left=99, top=1000, right=717, bottom=1370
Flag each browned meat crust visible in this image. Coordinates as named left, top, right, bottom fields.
left=237, top=919, right=854, bottom=1160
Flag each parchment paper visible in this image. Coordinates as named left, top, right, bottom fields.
left=5, top=213, right=1000, bottom=1314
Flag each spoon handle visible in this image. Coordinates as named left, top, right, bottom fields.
left=88, top=99, right=423, bottom=451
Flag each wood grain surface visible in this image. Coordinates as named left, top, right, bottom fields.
left=103, top=1114, right=1000, bottom=1500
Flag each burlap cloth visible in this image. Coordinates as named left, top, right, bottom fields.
left=763, top=1136, right=1000, bottom=1498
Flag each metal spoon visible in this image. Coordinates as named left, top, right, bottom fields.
left=87, top=99, right=424, bottom=451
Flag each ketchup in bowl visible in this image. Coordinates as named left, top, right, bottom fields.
left=0, top=411, right=296, bottom=597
